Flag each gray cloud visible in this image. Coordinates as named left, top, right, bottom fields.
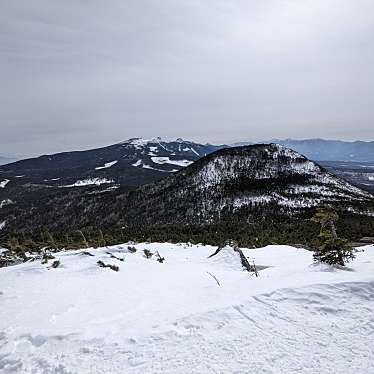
left=0, top=0, right=373, bottom=157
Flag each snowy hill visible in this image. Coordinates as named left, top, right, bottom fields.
left=1, top=242, right=373, bottom=373
left=126, top=144, right=373, bottom=225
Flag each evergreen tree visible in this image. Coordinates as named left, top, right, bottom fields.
left=311, top=206, right=355, bottom=266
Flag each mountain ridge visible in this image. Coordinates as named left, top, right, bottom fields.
left=1, top=143, right=372, bottom=239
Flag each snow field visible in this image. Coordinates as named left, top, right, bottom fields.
left=0, top=243, right=373, bottom=373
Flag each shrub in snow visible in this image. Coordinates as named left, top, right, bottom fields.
left=106, top=251, right=124, bottom=262
left=143, top=249, right=153, bottom=259
left=313, top=238, right=355, bottom=266
left=155, top=251, right=165, bottom=263
left=97, top=260, right=119, bottom=272
left=51, top=260, right=60, bottom=268
left=41, top=253, right=55, bottom=264
left=81, top=251, right=95, bottom=257
left=128, top=246, right=137, bottom=253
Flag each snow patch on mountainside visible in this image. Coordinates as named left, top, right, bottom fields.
left=62, top=178, right=114, bottom=187
left=0, top=199, right=13, bottom=209
left=132, top=160, right=142, bottom=167
left=231, top=193, right=319, bottom=209
left=95, top=160, right=118, bottom=170
left=151, top=157, right=193, bottom=167
left=143, top=164, right=177, bottom=172
left=0, top=179, right=10, bottom=188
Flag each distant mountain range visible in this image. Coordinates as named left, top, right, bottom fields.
left=0, top=143, right=372, bottom=238
left=232, top=139, right=374, bottom=162
left=1, top=138, right=373, bottom=199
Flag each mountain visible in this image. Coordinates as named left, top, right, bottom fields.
left=232, top=139, right=374, bottom=162
left=0, top=137, right=223, bottom=188
left=0, top=138, right=224, bottom=224
left=2, top=138, right=373, bottom=204
left=125, top=144, right=373, bottom=226
left=1, top=144, right=372, bottom=239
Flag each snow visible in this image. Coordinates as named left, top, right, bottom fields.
left=95, top=160, right=118, bottom=170
left=123, top=137, right=170, bottom=151
left=151, top=156, right=193, bottom=167
left=190, top=147, right=200, bottom=156
left=0, top=199, right=13, bottom=209
left=0, top=220, right=5, bottom=230
left=0, top=179, right=10, bottom=188
left=132, top=160, right=142, bottom=167
left=0, top=243, right=373, bottom=373
left=62, top=178, right=114, bottom=187
left=124, top=138, right=151, bottom=149
left=208, top=245, right=243, bottom=270
left=142, top=164, right=176, bottom=172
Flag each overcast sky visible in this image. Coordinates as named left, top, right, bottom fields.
left=0, top=0, right=373, bottom=157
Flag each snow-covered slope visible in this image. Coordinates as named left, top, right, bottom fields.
left=0, top=243, right=373, bottom=373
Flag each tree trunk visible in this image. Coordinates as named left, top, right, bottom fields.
left=329, top=220, right=338, bottom=239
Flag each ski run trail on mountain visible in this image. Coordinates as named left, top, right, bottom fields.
left=1, top=243, right=373, bottom=373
